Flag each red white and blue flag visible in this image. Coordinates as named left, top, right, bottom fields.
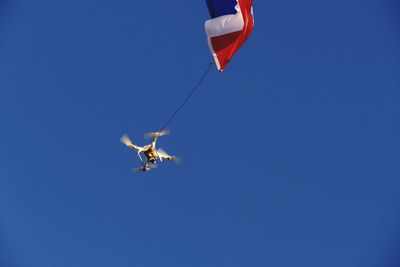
left=205, top=0, right=254, bottom=71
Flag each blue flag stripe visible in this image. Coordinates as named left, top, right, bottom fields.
left=206, top=0, right=238, bottom=18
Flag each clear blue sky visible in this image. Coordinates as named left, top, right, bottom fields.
left=1, top=0, right=400, bottom=266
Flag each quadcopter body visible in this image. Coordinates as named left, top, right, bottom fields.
left=120, top=129, right=179, bottom=172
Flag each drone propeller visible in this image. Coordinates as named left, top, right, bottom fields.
left=120, top=134, right=133, bottom=147
left=132, top=167, right=146, bottom=173
left=132, top=163, right=157, bottom=173
left=144, top=129, right=170, bottom=139
left=147, top=162, right=158, bottom=169
left=157, top=148, right=181, bottom=164
left=171, top=156, right=182, bottom=165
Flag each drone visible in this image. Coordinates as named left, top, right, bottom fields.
left=120, top=129, right=180, bottom=172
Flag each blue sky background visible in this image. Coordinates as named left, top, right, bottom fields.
left=1, top=0, right=399, bottom=266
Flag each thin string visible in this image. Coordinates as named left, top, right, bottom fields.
left=159, top=62, right=214, bottom=132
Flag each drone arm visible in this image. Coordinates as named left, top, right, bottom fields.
left=151, top=136, right=158, bottom=147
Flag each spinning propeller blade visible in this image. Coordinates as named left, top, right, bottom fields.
left=144, top=129, right=170, bottom=139
left=133, top=167, right=146, bottom=173
left=132, top=164, right=157, bottom=173
left=171, top=156, right=182, bottom=165
left=148, top=163, right=158, bottom=169
left=157, top=148, right=181, bottom=164
left=120, top=134, right=133, bottom=147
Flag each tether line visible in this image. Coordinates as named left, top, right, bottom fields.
left=159, top=62, right=214, bottom=132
